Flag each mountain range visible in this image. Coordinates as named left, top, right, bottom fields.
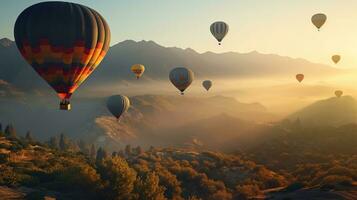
left=1, top=37, right=354, bottom=151
left=0, top=37, right=339, bottom=94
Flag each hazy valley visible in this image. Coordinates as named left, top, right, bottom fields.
left=1, top=38, right=356, bottom=199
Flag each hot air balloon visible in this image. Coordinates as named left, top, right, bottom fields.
left=131, top=64, right=145, bottom=79
left=210, top=21, right=229, bottom=45
left=106, top=95, right=130, bottom=121
left=332, top=55, right=341, bottom=64
left=311, top=13, right=327, bottom=31
left=202, top=80, right=212, bottom=91
left=335, top=90, right=343, bottom=98
left=296, top=74, right=304, bottom=83
left=14, top=2, right=110, bottom=110
left=169, top=67, right=194, bottom=95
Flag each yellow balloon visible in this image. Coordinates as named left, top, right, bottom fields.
left=335, top=90, right=343, bottom=98
left=332, top=55, right=341, bottom=64
left=311, top=13, right=327, bottom=31
left=131, top=64, right=145, bottom=79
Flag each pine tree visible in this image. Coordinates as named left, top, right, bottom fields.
left=90, top=144, right=96, bottom=160
left=0, top=122, right=3, bottom=136
left=70, top=140, right=80, bottom=152
left=118, top=149, right=125, bottom=158
left=125, top=144, right=132, bottom=157
left=78, top=140, right=90, bottom=155
left=97, top=157, right=137, bottom=200
left=134, top=172, right=166, bottom=200
left=59, top=133, right=68, bottom=151
left=96, top=147, right=108, bottom=164
left=5, top=124, right=16, bottom=139
left=149, top=146, right=156, bottom=152
left=135, top=146, right=144, bottom=155
left=49, top=136, right=59, bottom=149
left=112, top=151, right=118, bottom=157
left=25, top=131, right=34, bottom=143
left=102, top=148, right=108, bottom=159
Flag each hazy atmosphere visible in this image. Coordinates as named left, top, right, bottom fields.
left=0, top=1, right=356, bottom=200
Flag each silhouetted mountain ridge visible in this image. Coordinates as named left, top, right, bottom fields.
left=288, top=96, right=357, bottom=126
left=0, top=38, right=339, bottom=92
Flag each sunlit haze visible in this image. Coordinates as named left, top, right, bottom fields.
left=1, top=0, right=357, bottom=68
left=0, top=1, right=356, bottom=199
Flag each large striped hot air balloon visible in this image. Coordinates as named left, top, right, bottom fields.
left=169, top=67, right=194, bottom=95
left=210, top=21, right=229, bottom=45
left=14, top=1, right=111, bottom=110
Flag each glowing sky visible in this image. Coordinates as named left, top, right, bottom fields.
left=1, top=0, right=356, bottom=68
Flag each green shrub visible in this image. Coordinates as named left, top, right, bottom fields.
left=321, top=175, right=353, bottom=188
left=285, top=182, right=304, bottom=192
left=0, top=153, right=9, bottom=164
left=25, top=191, right=47, bottom=200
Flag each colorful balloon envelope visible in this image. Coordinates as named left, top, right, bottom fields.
left=332, top=55, right=341, bottom=64
left=131, top=64, right=145, bottom=79
left=311, top=13, right=327, bottom=31
left=202, top=80, right=212, bottom=91
left=106, top=95, right=130, bottom=121
left=169, top=67, right=194, bottom=95
left=14, top=1, right=111, bottom=110
left=335, top=90, right=343, bottom=98
left=296, top=74, right=304, bottom=83
left=210, top=21, right=229, bottom=45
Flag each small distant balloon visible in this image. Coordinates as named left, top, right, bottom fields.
left=311, top=13, right=327, bottom=31
left=332, top=55, right=341, bottom=64
left=106, top=95, right=130, bottom=121
left=296, top=74, right=304, bottom=83
left=131, top=64, right=145, bottom=79
left=202, top=80, right=212, bottom=91
left=169, top=67, right=194, bottom=95
left=335, top=90, right=343, bottom=98
left=210, top=21, right=229, bottom=45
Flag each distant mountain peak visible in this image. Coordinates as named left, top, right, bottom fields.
left=184, top=48, right=197, bottom=53
left=0, top=38, right=13, bottom=47
left=113, top=39, right=162, bottom=49
left=288, top=95, right=357, bottom=127
left=114, top=39, right=137, bottom=46
left=138, top=40, right=158, bottom=45
left=248, top=50, right=260, bottom=54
